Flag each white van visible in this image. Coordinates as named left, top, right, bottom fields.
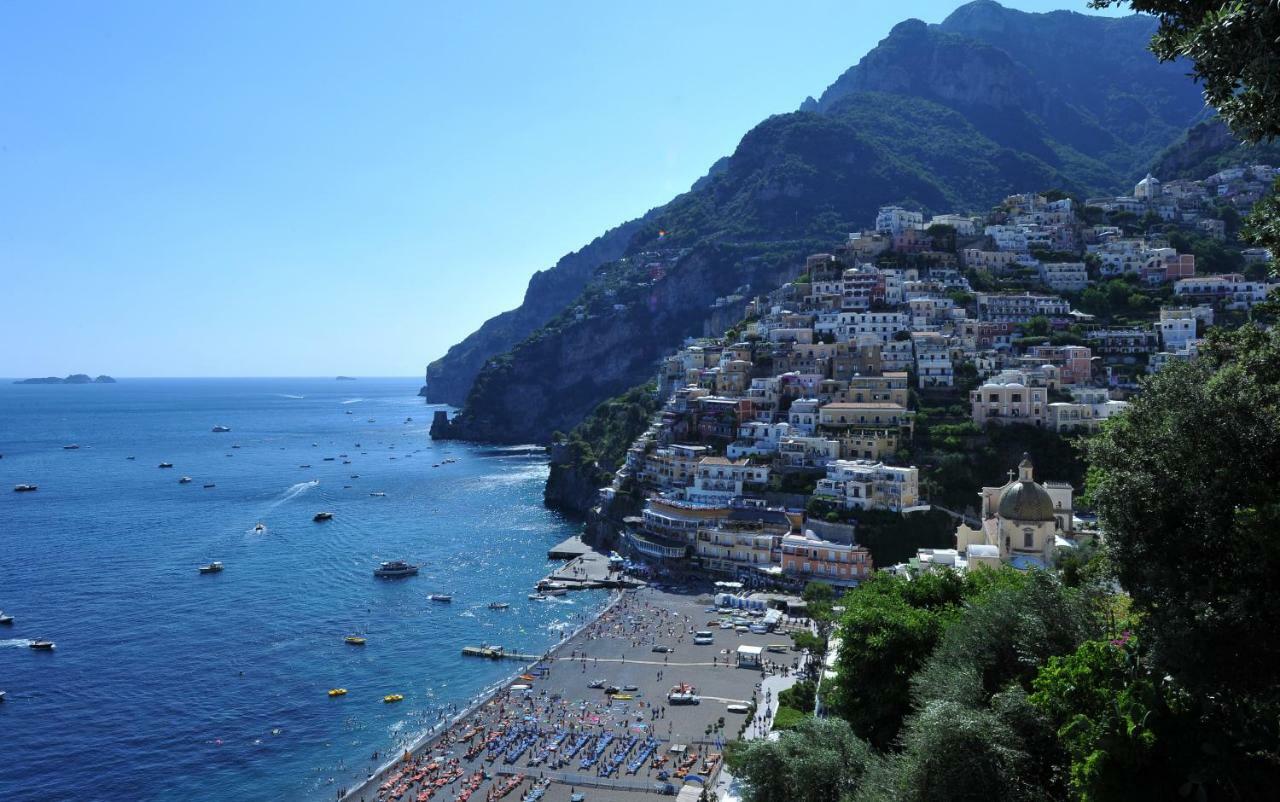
left=693, top=630, right=715, bottom=645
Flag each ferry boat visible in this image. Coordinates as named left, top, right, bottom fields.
left=313, top=511, right=333, bottom=522
left=198, top=561, right=224, bottom=574
left=373, top=560, right=419, bottom=578
left=344, top=636, right=366, bottom=645
left=13, top=484, right=37, bottom=492
left=427, top=594, right=453, bottom=603
left=211, top=425, right=231, bottom=433
left=29, top=640, right=55, bottom=650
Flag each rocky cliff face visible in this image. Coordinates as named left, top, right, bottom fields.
left=422, top=218, right=647, bottom=405
left=427, top=0, right=1210, bottom=445
left=431, top=243, right=810, bottom=444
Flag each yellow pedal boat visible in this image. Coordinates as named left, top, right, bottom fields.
left=328, top=688, right=348, bottom=697
left=344, top=636, right=366, bottom=645
left=383, top=693, right=404, bottom=703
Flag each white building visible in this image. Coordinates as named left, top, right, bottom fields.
left=1039, top=262, right=1089, bottom=292
left=684, top=457, right=771, bottom=506
left=813, top=459, right=921, bottom=512
left=1046, top=387, right=1129, bottom=433
left=876, top=206, right=924, bottom=235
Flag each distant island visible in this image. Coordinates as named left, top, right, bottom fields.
left=14, top=374, right=116, bottom=385
left=335, top=376, right=357, bottom=381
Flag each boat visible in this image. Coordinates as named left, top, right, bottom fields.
left=13, top=484, right=37, bottom=492
left=231, top=444, right=241, bottom=449
left=0, top=690, right=6, bottom=702
left=63, top=444, right=80, bottom=450
left=126, top=456, right=136, bottom=460
left=313, top=512, right=333, bottom=522
left=323, top=457, right=335, bottom=461
left=344, top=636, right=366, bottom=645
left=299, top=464, right=311, bottom=468
left=342, top=460, right=351, bottom=464
left=254, top=522, right=266, bottom=533
left=203, top=483, right=216, bottom=489
left=211, top=425, right=231, bottom=433
left=373, top=560, right=419, bottom=578
left=0, top=612, right=13, bottom=624
left=487, top=602, right=510, bottom=610
left=198, top=561, right=224, bottom=574
left=427, top=594, right=453, bottom=603
left=383, top=693, right=404, bottom=703
left=158, top=462, right=173, bottom=468
left=369, top=491, right=386, bottom=497
left=528, top=593, right=547, bottom=601
left=28, top=640, right=55, bottom=650
left=178, top=476, right=193, bottom=484
left=328, top=688, right=348, bottom=697
left=543, top=588, right=568, bottom=597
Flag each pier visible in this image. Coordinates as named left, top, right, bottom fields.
left=460, top=645, right=544, bottom=661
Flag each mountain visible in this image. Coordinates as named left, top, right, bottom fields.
left=429, top=0, right=1209, bottom=444
left=1151, top=119, right=1280, bottom=181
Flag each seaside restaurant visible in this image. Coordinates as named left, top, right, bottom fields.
left=736, top=644, right=764, bottom=668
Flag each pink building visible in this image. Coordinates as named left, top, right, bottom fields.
left=1025, top=345, right=1093, bottom=386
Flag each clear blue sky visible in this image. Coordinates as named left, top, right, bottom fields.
left=0, top=1, right=1120, bottom=378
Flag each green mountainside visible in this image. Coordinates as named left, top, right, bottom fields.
left=429, top=1, right=1218, bottom=444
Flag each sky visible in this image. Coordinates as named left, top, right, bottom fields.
left=0, top=1, right=1126, bottom=378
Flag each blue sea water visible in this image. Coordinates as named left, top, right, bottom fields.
left=0, top=378, right=601, bottom=802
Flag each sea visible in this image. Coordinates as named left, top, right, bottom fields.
left=0, top=377, right=604, bottom=802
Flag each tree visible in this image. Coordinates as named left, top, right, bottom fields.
left=1031, top=636, right=1191, bottom=802
left=831, top=572, right=970, bottom=747
left=730, top=717, right=878, bottom=802
left=1084, top=324, right=1280, bottom=788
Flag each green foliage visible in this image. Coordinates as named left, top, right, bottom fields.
left=1030, top=637, right=1185, bottom=801
left=770, top=706, right=809, bottom=732
left=1084, top=324, right=1280, bottom=786
left=1243, top=177, right=1280, bottom=264
left=730, top=717, right=878, bottom=802
left=560, top=383, right=660, bottom=471
left=778, top=679, right=818, bottom=715
left=1091, top=1, right=1280, bottom=144
left=831, top=572, right=971, bottom=748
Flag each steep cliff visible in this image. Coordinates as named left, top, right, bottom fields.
left=432, top=242, right=813, bottom=444
left=1151, top=119, right=1280, bottom=181
left=428, top=0, right=1211, bottom=444
left=422, top=217, right=647, bottom=405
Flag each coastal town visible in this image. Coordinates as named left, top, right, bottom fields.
left=563, top=164, right=1279, bottom=586
left=384, top=161, right=1280, bottom=802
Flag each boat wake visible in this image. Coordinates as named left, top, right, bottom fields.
left=0, top=638, right=31, bottom=649
left=274, top=393, right=305, bottom=400
left=270, top=480, right=320, bottom=508
left=340, top=398, right=364, bottom=404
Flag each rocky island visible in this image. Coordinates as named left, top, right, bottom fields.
left=14, top=374, right=116, bottom=385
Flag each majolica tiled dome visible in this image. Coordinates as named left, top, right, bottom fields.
left=997, top=456, right=1055, bottom=521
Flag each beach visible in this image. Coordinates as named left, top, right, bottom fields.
left=341, top=584, right=807, bottom=802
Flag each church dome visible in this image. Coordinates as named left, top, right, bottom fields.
left=997, top=454, right=1055, bottom=521
left=998, top=479, right=1055, bottom=521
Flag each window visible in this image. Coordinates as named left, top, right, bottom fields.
left=1023, top=528, right=1034, bottom=549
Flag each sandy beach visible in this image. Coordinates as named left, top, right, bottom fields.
left=339, top=584, right=806, bottom=802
